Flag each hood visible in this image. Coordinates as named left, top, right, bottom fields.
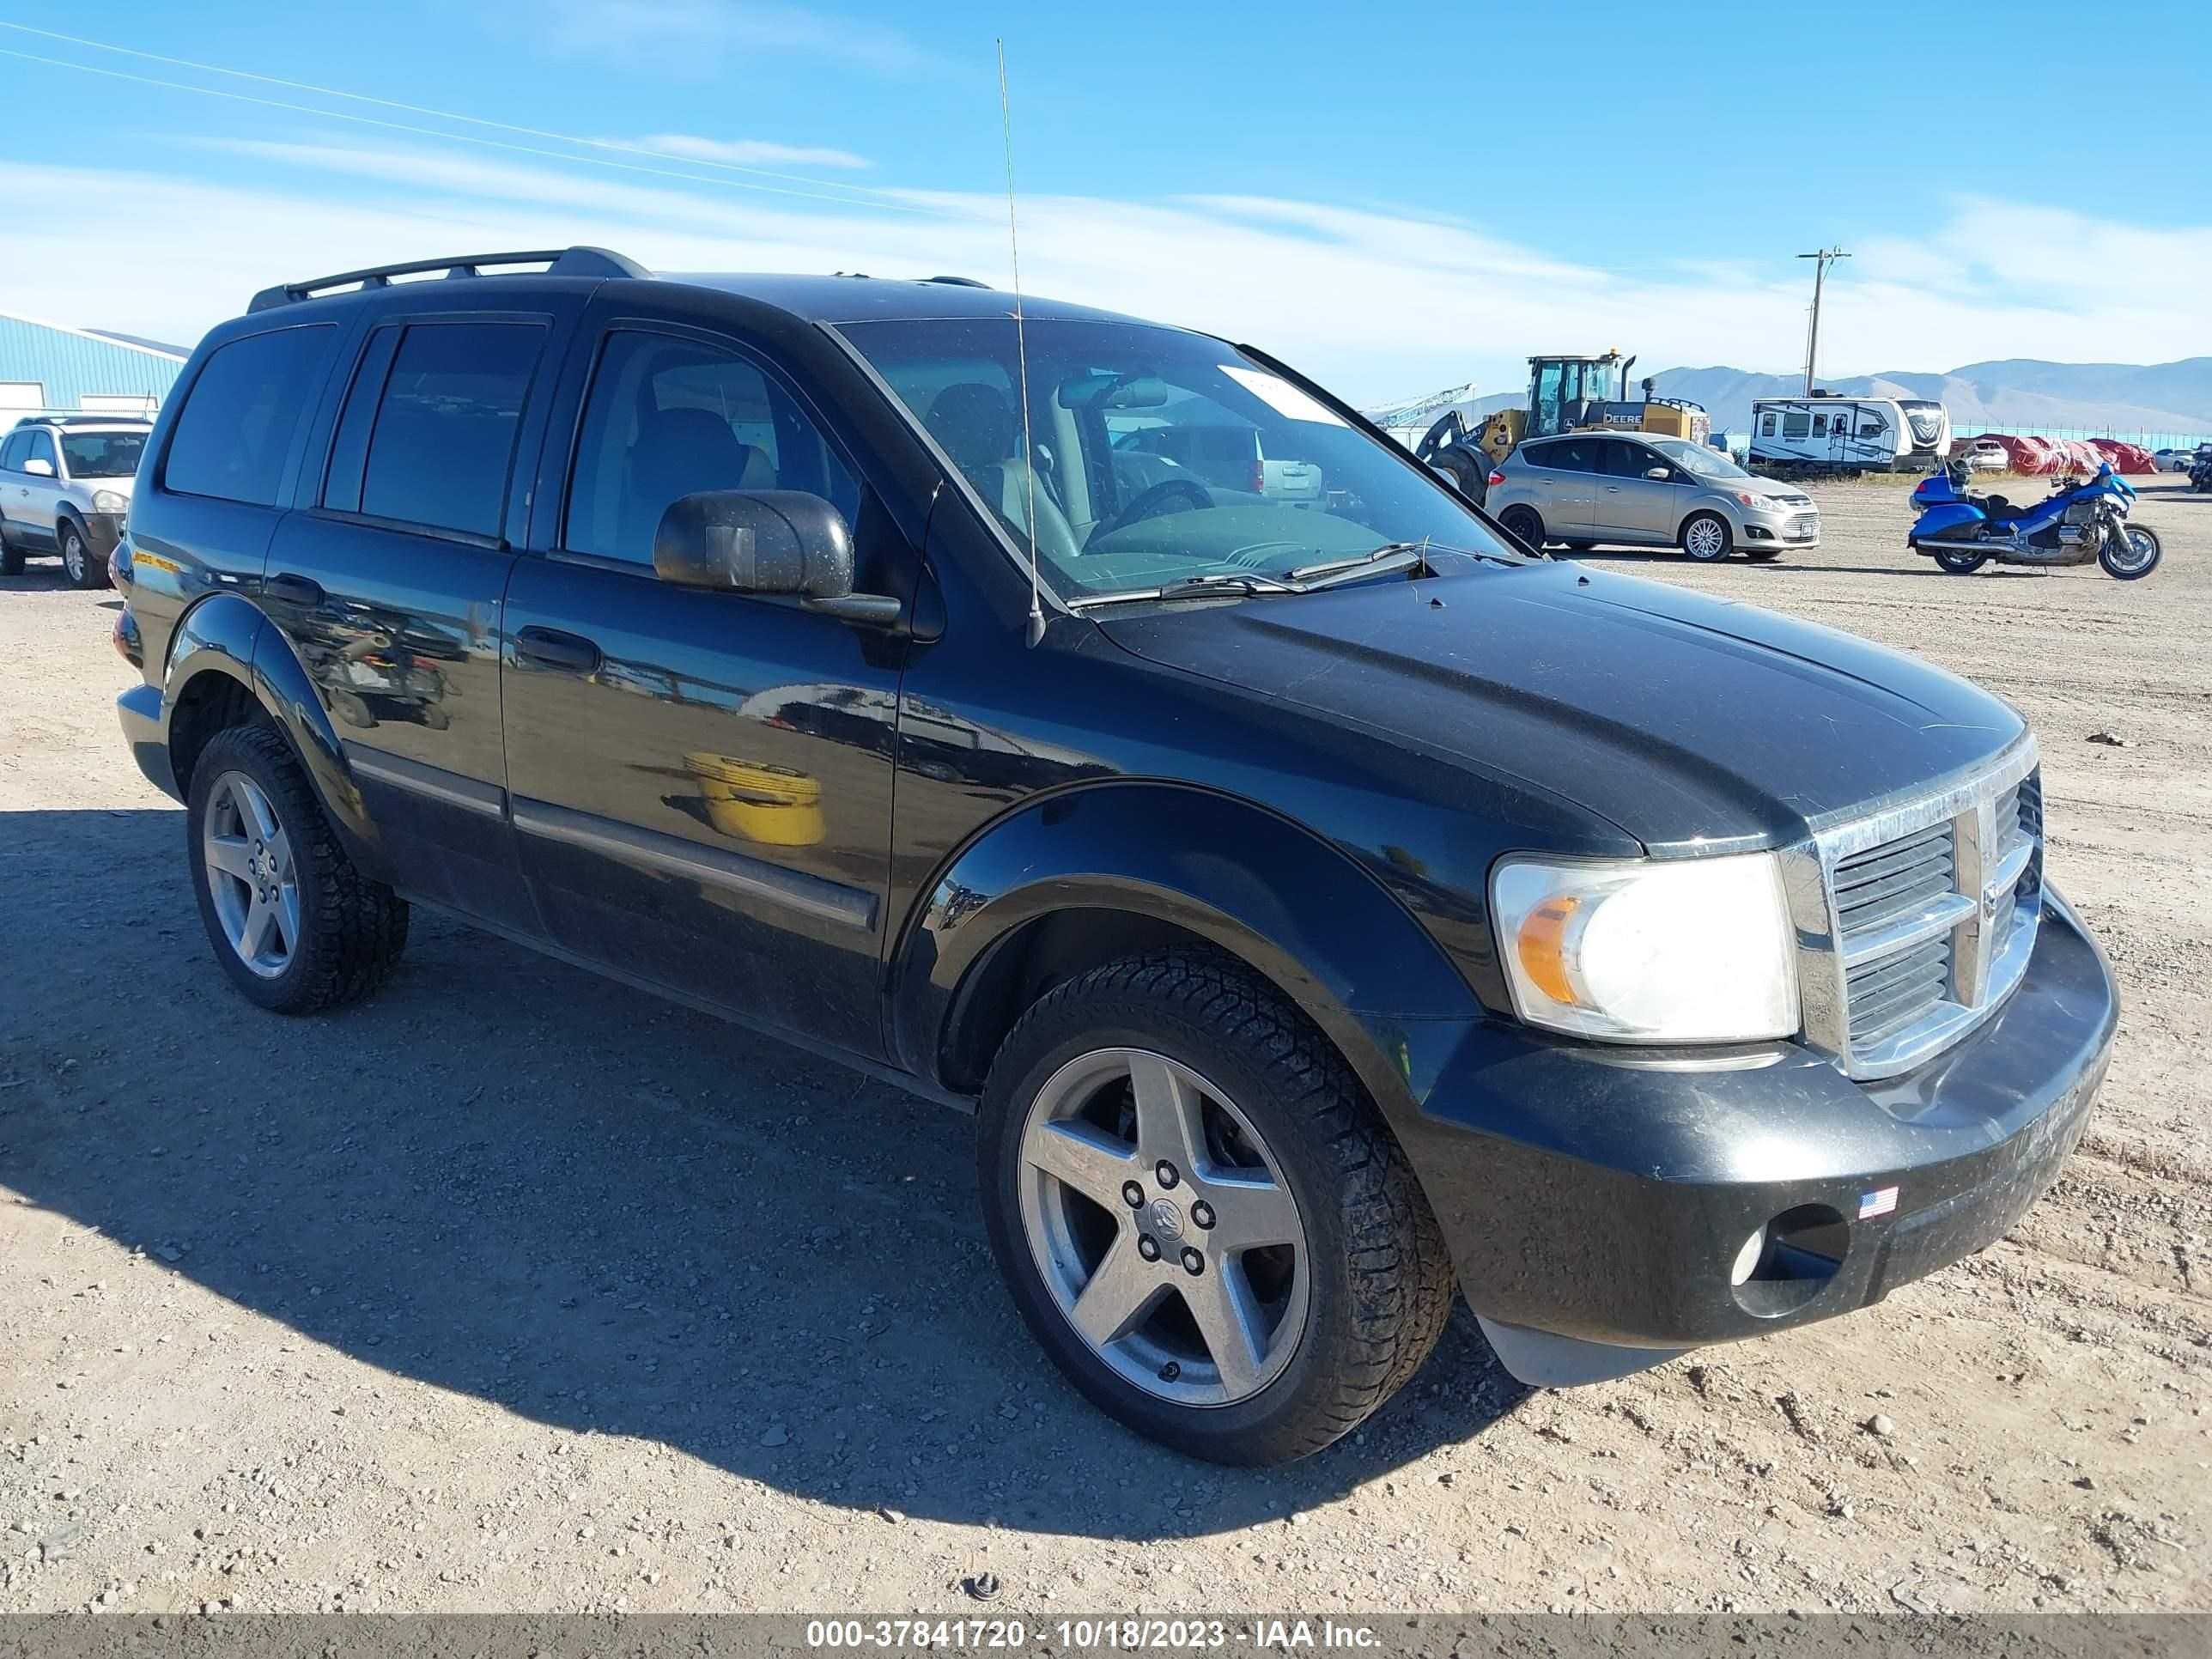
left=1097, top=562, right=2023, bottom=852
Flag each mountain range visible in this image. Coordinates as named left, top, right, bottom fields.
left=1366, top=358, right=2212, bottom=441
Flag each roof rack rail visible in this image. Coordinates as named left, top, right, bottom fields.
left=922, top=275, right=990, bottom=288
left=247, top=246, right=648, bottom=313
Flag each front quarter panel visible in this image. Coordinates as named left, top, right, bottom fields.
left=892, top=781, right=1501, bottom=1177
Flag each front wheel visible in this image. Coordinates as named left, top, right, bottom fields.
left=59, top=520, right=106, bottom=589
left=1680, top=512, right=1733, bottom=562
left=2100, top=523, right=2160, bottom=580
left=977, top=951, right=1453, bottom=1465
left=1932, top=544, right=1989, bottom=574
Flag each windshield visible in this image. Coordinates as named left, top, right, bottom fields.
left=59, top=430, right=148, bottom=479
left=1650, top=436, right=1746, bottom=480
left=838, top=318, right=1513, bottom=599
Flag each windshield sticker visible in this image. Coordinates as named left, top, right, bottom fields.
left=1218, top=365, right=1349, bottom=428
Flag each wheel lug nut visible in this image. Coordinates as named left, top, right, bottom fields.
left=1190, top=1201, right=1215, bottom=1230
left=1180, top=1247, right=1204, bottom=1276
left=1121, top=1180, right=1145, bottom=1209
left=1155, top=1161, right=1179, bottom=1189
left=1136, top=1235, right=1162, bottom=1262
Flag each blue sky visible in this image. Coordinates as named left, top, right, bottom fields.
left=2, top=1, right=2205, bottom=404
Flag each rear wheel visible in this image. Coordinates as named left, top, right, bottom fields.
left=977, top=951, right=1453, bottom=1465
left=1932, top=545, right=1989, bottom=574
left=185, top=722, right=410, bottom=1014
left=59, top=520, right=106, bottom=589
left=1680, top=512, right=1732, bottom=562
left=1497, top=505, right=1545, bottom=550
left=0, top=518, right=21, bottom=577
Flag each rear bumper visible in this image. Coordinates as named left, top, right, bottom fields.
left=118, top=680, right=179, bottom=801
left=1404, top=885, right=2116, bottom=1382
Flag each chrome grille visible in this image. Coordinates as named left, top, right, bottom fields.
left=1790, top=742, right=2044, bottom=1079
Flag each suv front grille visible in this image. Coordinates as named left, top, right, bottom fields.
left=1791, top=744, right=2043, bottom=1079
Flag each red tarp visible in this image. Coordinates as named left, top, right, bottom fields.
left=1960, top=432, right=2125, bottom=475
left=2088, top=438, right=2159, bottom=475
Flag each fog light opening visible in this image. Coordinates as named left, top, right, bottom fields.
left=1730, top=1202, right=1849, bottom=1319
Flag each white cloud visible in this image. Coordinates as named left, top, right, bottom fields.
left=5, top=144, right=2206, bottom=407
left=626, top=133, right=871, bottom=170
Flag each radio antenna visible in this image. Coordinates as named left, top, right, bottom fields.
left=997, top=40, right=1046, bottom=647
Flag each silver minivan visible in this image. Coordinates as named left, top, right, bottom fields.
left=0, top=417, right=151, bottom=587
left=1486, top=431, right=1819, bottom=562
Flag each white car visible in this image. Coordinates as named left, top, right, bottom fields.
left=1963, top=439, right=2009, bottom=471
left=2154, top=447, right=2197, bottom=472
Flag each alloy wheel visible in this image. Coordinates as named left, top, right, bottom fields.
left=1017, top=1048, right=1309, bottom=1407
left=2109, top=526, right=2158, bottom=575
left=1684, top=517, right=1729, bottom=559
left=201, top=770, right=300, bottom=978
left=60, top=526, right=86, bottom=584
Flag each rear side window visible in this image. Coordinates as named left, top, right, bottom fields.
left=164, top=325, right=337, bottom=505
left=0, top=432, right=24, bottom=471
left=1532, top=437, right=1600, bottom=473
left=356, top=323, right=545, bottom=538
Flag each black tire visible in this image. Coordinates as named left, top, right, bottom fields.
left=0, top=518, right=21, bottom=577
left=1932, top=545, right=1988, bottom=574
left=59, top=520, right=106, bottom=589
left=1680, top=511, right=1733, bottom=562
left=977, top=950, right=1454, bottom=1466
left=185, top=721, right=410, bottom=1014
left=2099, top=524, right=2160, bottom=580
left=1497, top=505, right=1545, bottom=550
left=1436, top=453, right=1487, bottom=507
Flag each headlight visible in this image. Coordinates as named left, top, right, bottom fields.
left=92, top=489, right=130, bottom=514
left=1491, top=853, right=1798, bottom=1043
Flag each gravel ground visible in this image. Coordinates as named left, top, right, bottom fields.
left=2, top=475, right=2206, bottom=1618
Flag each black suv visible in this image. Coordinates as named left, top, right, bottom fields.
left=115, top=247, right=2118, bottom=1465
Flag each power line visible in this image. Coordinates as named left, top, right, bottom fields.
left=0, top=44, right=936, bottom=216
left=0, top=21, right=918, bottom=206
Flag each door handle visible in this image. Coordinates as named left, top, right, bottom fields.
left=514, top=626, right=602, bottom=675
left=264, top=572, right=325, bottom=606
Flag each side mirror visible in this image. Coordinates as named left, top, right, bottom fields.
left=653, top=489, right=903, bottom=626
left=22, top=458, right=54, bottom=478
left=1644, top=466, right=1671, bottom=482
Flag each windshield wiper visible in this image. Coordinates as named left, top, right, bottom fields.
left=1064, top=571, right=1308, bottom=612
left=1290, top=538, right=1528, bottom=586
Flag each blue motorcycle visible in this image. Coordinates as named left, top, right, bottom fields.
left=1908, top=456, right=2160, bottom=579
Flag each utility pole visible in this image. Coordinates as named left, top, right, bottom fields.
left=1797, top=246, right=1850, bottom=393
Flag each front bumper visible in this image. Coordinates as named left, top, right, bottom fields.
left=81, top=513, right=125, bottom=558
left=1399, top=885, right=2115, bottom=1383
left=1742, top=508, right=1820, bottom=546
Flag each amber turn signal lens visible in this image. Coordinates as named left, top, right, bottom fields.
left=1516, top=894, right=1582, bottom=1006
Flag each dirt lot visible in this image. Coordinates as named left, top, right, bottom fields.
left=2, top=476, right=2207, bottom=1618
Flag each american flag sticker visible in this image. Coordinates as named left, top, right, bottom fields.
left=1858, top=1186, right=1899, bottom=1219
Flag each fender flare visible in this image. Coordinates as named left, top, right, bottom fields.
left=161, top=590, right=383, bottom=868
left=889, top=781, right=1490, bottom=1150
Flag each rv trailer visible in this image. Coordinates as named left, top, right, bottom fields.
left=1749, top=393, right=1916, bottom=474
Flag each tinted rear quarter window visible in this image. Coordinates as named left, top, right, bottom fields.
left=163, top=325, right=337, bottom=506
left=0, top=432, right=23, bottom=471
left=357, top=322, right=544, bottom=538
